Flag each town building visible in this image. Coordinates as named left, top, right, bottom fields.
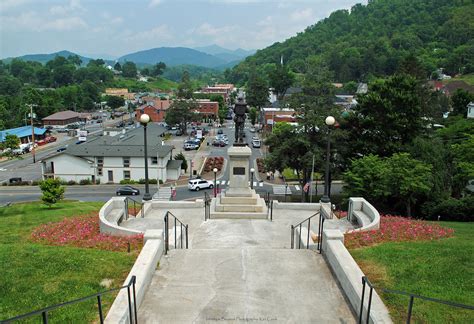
left=0, top=125, right=47, bottom=144
left=42, top=110, right=84, bottom=126
left=261, top=107, right=297, bottom=130
left=201, top=84, right=235, bottom=103
left=194, top=99, right=219, bottom=118
left=136, top=97, right=171, bottom=123
left=105, top=88, right=135, bottom=100
left=40, top=124, right=182, bottom=184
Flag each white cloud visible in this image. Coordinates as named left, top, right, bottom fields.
left=49, top=0, right=84, bottom=16
left=148, top=0, right=162, bottom=8
left=0, top=11, right=87, bottom=32
left=290, top=8, right=314, bottom=22
left=192, top=23, right=236, bottom=37
left=0, top=0, right=32, bottom=11
left=127, top=25, right=172, bottom=41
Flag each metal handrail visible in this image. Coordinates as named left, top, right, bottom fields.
left=290, top=212, right=323, bottom=251
left=359, top=276, right=474, bottom=324
left=164, top=211, right=188, bottom=255
left=125, top=197, right=144, bottom=219
left=2, top=276, right=138, bottom=324
left=204, top=192, right=212, bottom=221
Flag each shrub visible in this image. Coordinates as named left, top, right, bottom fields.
left=79, top=179, right=92, bottom=185
left=39, top=178, right=65, bottom=207
left=120, top=179, right=137, bottom=184
left=149, top=179, right=158, bottom=184
left=67, top=180, right=77, bottom=185
left=31, top=180, right=40, bottom=186
left=427, top=196, right=474, bottom=222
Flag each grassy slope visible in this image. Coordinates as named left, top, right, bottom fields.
left=107, top=77, right=177, bottom=92
left=350, top=222, right=474, bottom=323
left=444, top=73, right=474, bottom=86
left=0, top=201, right=137, bottom=322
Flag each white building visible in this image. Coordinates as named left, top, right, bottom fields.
left=467, top=102, right=474, bottom=119
left=40, top=124, right=182, bottom=184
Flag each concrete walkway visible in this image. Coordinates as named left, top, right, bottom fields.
left=135, top=205, right=356, bottom=323
left=139, top=249, right=355, bottom=323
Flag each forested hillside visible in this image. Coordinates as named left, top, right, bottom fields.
left=227, top=0, right=474, bottom=84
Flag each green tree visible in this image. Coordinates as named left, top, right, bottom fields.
left=87, top=59, right=105, bottom=67
left=451, top=89, right=473, bottom=117
left=106, top=95, right=125, bottom=111
left=122, top=61, right=137, bottom=78
left=114, top=62, right=122, bottom=71
left=347, top=74, right=427, bottom=157
left=152, top=62, right=166, bottom=77
left=174, top=152, right=188, bottom=172
left=39, top=178, right=65, bottom=207
left=246, top=72, right=268, bottom=110
left=1, top=134, right=20, bottom=151
left=176, top=71, right=193, bottom=99
left=249, top=107, right=257, bottom=125
left=451, top=134, right=474, bottom=197
left=343, top=154, right=389, bottom=204
left=268, top=64, right=294, bottom=100
left=165, top=99, right=198, bottom=134
left=385, top=153, right=433, bottom=217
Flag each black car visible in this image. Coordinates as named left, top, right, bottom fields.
left=116, top=186, right=140, bottom=196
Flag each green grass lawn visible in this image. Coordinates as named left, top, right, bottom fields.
left=107, top=77, right=177, bottom=92
left=0, top=201, right=137, bottom=322
left=445, top=73, right=474, bottom=86
left=350, top=222, right=474, bottom=323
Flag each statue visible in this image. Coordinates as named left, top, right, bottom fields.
left=233, top=97, right=248, bottom=145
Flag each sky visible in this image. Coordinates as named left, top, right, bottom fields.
left=0, top=0, right=368, bottom=59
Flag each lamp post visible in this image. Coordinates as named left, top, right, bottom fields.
left=213, top=167, right=218, bottom=197
left=321, top=116, right=335, bottom=203
left=140, top=113, right=152, bottom=201
left=250, top=167, right=255, bottom=189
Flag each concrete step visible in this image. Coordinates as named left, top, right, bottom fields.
left=210, top=211, right=269, bottom=219
left=138, top=248, right=355, bottom=323
left=215, top=204, right=265, bottom=212
left=220, top=196, right=258, bottom=205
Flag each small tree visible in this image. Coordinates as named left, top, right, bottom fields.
left=39, top=178, right=65, bottom=207
left=1, top=134, right=20, bottom=151
left=174, top=152, right=188, bottom=172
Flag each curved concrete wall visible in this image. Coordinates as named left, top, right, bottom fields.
left=273, top=201, right=321, bottom=211
left=99, top=197, right=143, bottom=236
left=348, top=198, right=380, bottom=232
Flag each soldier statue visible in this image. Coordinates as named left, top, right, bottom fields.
left=233, top=96, right=248, bottom=145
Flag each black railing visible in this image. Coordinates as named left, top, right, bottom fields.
left=2, top=276, right=138, bottom=324
left=359, top=276, right=474, bottom=324
left=268, top=199, right=274, bottom=221
left=204, top=192, right=212, bottom=221
left=290, top=212, right=323, bottom=251
left=164, top=211, right=188, bottom=255
left=124, top=197, right=144, bottom=220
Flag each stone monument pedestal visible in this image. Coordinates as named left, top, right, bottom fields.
left=210, top=145, right=268, bottom=219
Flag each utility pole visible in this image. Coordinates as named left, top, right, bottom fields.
left=27, top=104, right=37, bottom=163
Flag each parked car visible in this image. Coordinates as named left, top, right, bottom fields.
left=252, top=139, right=261, bottom=148
left=249, top=127, right=256, bottom=133
left=188, top=179, right=214, bottom=191
left=217, top=128, right=223, bottom=134
left=116, top=186, right=140, bottom=196
left=184, top=142, right=199, bottom=150
left=175, top=129, right=183, bottom=136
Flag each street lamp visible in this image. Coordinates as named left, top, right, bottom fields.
left=321, top=116, right=335, bottom=203
left=250, top=167, right=255, bottom=189
left=213, top=167, right=218, bottom=197
left=140, top=113, right=152, bottom=201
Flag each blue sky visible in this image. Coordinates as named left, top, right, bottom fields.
left=0, top=0, right=367, bottom=59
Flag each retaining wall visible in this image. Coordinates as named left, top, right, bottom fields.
left=99, top=197, right=143, bottom=236
left=105, top=230, right=164, bottom=324
left=322, top=229, right=392, bottom=324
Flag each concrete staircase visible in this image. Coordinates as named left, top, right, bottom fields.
left=210, top=189, right=268, bottom=219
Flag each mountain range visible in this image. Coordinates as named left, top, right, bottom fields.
left=2, top=45, right=255, bottom=70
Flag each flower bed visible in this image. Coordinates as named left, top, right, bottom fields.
left=31, top=213, right=143, bottom=252
left=204, top=156, right=224, bottom=172
left=345, top=215, right=454, bottom=249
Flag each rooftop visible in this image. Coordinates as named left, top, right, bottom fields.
left=42, top=110, right=81, bottom=121
left=0, top=126, right=47, bottom=142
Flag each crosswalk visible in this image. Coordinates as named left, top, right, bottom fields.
left=212, top=180, right=305, bottom=192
